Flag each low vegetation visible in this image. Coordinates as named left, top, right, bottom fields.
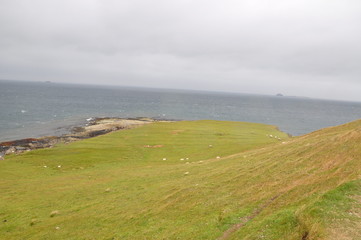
left=0, top=120, right=360, bottom=239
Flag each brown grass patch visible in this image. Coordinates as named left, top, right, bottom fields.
left=143, top=145, right=164, bottom=148
left=328, top=196, right=361, bottom=240
left=171, top=130, right=185, bottom=135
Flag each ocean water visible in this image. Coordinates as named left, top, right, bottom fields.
left=1, top=80, right=360, bottom=142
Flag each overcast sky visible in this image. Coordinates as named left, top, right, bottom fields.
left=1, top=0, right=361, bottom=101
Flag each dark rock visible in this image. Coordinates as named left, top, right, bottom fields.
left=71, top=127, right=85, bottom=133
left=88, top=130, right=109, bottom=137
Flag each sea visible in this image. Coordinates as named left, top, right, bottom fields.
left=1, top=80, right=361, bottom=142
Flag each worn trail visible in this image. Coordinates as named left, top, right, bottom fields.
left=217, top=194, right=281, bottom=240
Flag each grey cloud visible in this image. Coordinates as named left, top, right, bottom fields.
left=0, top=0, right=361, bottom=101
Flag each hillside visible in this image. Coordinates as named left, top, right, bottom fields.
left=0, top=120, right=360, bottom=239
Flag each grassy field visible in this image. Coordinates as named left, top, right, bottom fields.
left=0, top=120, right=360, bottom=239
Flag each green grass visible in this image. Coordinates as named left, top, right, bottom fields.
left=0, top=120, right=360, bottom=239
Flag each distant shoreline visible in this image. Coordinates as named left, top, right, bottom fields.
left=0, top=117, right=174, bottom=159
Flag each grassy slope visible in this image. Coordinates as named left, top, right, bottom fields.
left=0, top=120, right=360, bottom=239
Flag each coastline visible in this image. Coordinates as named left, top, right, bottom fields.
left=0, top=117, right=172, bottom=160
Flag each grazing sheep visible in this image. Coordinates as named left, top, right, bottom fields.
left=50, top=210, right=59, bottom=217
left=30, top=219, right=37, bottom=226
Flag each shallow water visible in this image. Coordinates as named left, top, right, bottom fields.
left=1, top=80, right=360, bottom=141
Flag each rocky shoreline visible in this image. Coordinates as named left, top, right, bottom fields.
left=0, top=117, right=168, bottom=160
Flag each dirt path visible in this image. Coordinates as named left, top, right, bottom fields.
left=217, top=194, right=281, bottom=240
